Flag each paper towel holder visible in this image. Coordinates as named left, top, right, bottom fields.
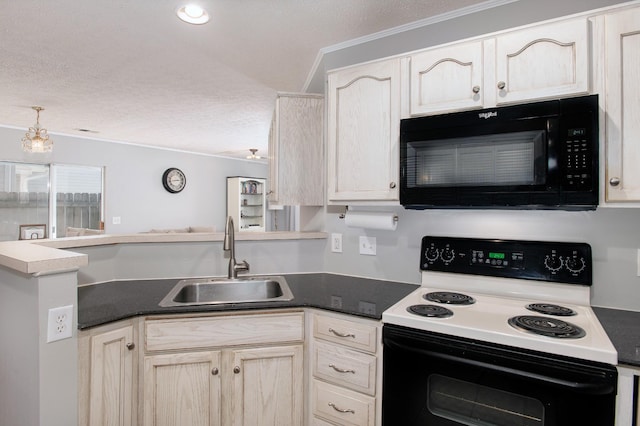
left=338, top=208, right=398, bottom=223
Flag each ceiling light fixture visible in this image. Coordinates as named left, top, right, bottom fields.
left=246, top=149, right=262, bottom=160
left=176, top=4, right=210, bottom=25
left=21, top=106, right=53, bottom=153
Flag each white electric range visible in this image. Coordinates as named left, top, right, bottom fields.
left=382, top=236, right=617, bottom=365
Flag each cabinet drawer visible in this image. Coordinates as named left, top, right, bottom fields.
left=313, top=340, right=377, bottom=396
left=313, top=314, right=378, bottom=353
left=312, top=380, right=375, bottom=426
left=145, top=312, right=303, bottom=352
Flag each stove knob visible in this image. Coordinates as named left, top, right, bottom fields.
left=565, top=257, right=586, bottom=274
left=441, top=248, right=455, bottom=264
left=425, top=247, right=440, bottom=262
left=544, top=255, right=563, bottom=272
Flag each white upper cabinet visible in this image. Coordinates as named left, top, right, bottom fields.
left=494, top=18, right=590, bottom=105
left=268, top=93, right=324, bottom=206
left=603, top=7, right=640, bottom=202
left=327, top=58, right=402, bottom=203
left=408, top=17, right=590, bottom=116
left=410, top=40, right=485, bottom=115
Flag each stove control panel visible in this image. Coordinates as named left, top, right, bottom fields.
left=420, top=236, right=592, bottom=286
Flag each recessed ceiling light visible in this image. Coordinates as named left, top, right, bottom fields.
left=176, top=4, right=210, bottom=25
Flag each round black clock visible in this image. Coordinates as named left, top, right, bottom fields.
left=162, top=168, right=186, bottom=193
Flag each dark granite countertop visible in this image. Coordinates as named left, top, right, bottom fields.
left=79, top=274, right=639, bottom=368
left=78, top=273, right=419, bottom=329
left=594, top=307, right=640, bottom=368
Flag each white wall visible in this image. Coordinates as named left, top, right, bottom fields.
left=323, top=206, right=640, bottom=312
left=0, top=126, right=268, bottom=234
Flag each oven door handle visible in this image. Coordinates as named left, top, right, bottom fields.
left=385, top=338, right=615, bottom=395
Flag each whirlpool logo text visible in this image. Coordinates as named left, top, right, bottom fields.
left=478, top=111, right=498, bottom=119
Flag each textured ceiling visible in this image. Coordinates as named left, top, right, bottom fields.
left=0, top=0, right=489, bottom=160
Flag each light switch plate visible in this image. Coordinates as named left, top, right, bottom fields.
left=359, top=236, right=376, bottom=256
left=331, top=233, right=342, bottom=253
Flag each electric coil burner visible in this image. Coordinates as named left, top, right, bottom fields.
left=526, top=302, right=576, bottom=316
left=382, top=236, right=618, bottom=426
left=508, top=315, right=586, bottom=338
left=407, top=304, right=453, bottom=318
left=424, top=291, right=475, bottom=305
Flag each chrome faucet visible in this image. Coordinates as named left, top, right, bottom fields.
left=223, top=216, right=250, bottom=279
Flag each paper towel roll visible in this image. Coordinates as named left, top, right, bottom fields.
left=344, top=211, right=397, bottom=231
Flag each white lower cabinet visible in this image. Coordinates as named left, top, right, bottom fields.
left=616, top=366, right=640, bottom=426
left=143, top=351, right=222, bottom=426
left=309, top=311, right=382, bottom=426
left=142, top=311, right=304, bottom=426
left=78, top=319, right=138, bottom=426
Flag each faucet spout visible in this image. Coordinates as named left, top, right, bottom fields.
left=223, top=216, right=250, bottom=279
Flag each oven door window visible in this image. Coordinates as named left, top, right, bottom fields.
left=405, top=130, right=546, bottom=188
left=428, top=374, right=544, bottom=426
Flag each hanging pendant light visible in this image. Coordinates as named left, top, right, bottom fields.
left=21, top=106, right=53, bottom=153
left=246, top=148, right=262, bottom=159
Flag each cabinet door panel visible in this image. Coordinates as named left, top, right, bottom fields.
left=495, top=18, right=589, bottom=104
left=270, top=94, right=324, bottom=206
left=327, top=59, right=400, bottom=202
left=89, top=325, right=134, bottom=426
left=229, top=345, right=303, bottom=426
left=143, top=352, right=221, bottom=426
left=605, top=8, right=640, bottom=202
left=410, top=41, right=484, bottom=115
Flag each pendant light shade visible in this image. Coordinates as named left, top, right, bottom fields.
left=21, top=106, right=53, bottom=153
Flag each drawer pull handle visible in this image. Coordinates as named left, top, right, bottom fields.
left=211, top=367, right=219, bottom=375
left=328, top=328, right=355, bottom=338
left=233, top=366, right=241, bottom=374
left=328, top=402, right=355, bottom=414
left=329, top=364, right=355, bottom=374
left=126, top=342, right=135, bottom=350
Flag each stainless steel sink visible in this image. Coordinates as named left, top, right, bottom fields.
left=159, top=276, right=294, bottom=307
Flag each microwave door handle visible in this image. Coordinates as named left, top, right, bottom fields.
left=384, top=338, right=614, bottom=394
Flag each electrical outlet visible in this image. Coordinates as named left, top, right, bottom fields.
left=47, top=305, right=73, bottom=343
left=112, top=216, right=121, bottom=225
left=359, top=236, right=376, bottom=255
left=331, top=233, right=343, bottom=253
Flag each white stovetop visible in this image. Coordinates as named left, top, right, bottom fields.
left=382, top=272, right=617, bottom=365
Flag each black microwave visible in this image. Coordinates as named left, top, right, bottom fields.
left=399, top=95, right=599, bottom=210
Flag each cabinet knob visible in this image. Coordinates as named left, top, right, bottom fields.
left=126, top=342, right=135, bottom=350
left=472, top=85, right=480, bottom=94
left=211, top=367, right=219, bottom=376
left=497, top=81, right=506, bottom=90
left=609, top=177, right=621, bottom=187
left=233, top=366, right=241, bottom=374
left=389, top=182, right=397, bottom=189
left=328, top=402, right=355, bottom=414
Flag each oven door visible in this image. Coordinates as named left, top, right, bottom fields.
left=382, top=324, right=617, bottom=426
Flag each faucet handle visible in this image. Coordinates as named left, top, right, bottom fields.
left=235, top=260, right=250, bottom=273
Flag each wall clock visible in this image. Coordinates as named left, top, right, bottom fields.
left=162, top=168, right=186, bottom=193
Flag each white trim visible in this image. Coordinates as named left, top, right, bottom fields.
left=0, top=123, right=262, bottom=163
left=302, top=0, right=519, bottom=91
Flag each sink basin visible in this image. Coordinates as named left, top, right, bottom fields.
left=159, top=276, right=294, bottom=307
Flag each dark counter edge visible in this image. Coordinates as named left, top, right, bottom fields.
left=78, top=273, right=419, bottom=329
left=593, top=306, right=640, bottom=368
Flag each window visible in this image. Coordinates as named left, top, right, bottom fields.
left=0, top=161, right=103, bottom=241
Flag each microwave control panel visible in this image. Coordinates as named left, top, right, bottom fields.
left=563, top=127, right=593, bottom=189
left=420, top=236, right=591, bottom=286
